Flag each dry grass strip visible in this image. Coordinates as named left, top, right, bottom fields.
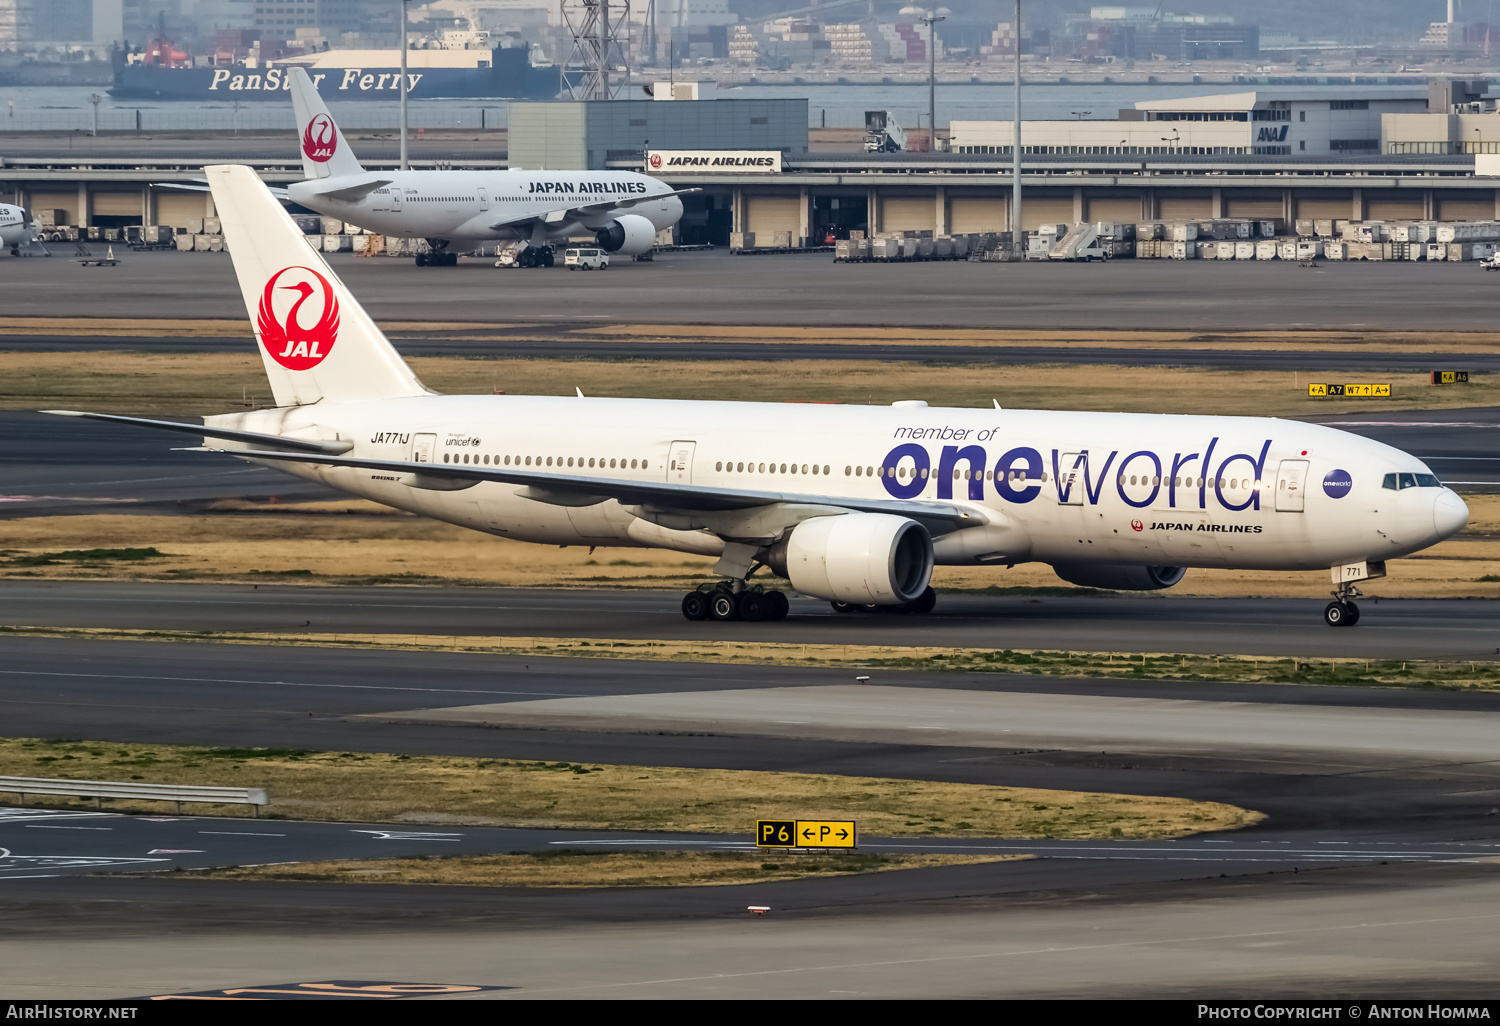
left=0, top=737, right=1252, bottom=838
left=3, top=351, right=1497, bottom=417
left=193, top=850, right=1026, bottom=888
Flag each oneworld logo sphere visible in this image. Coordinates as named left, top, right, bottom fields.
left=1323, top=469, right=1353, bottom=499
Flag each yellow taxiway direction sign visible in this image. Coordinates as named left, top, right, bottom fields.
left=757, top=819, right=857, bottom=849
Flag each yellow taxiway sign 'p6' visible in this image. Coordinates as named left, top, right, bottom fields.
left=757, top=819, right=858, bottom=849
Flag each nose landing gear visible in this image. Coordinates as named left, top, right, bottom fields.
left=1323, top=582, right=1363, bottom=628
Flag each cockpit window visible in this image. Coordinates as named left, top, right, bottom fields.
left=1383, top=473, right=1442, bottom=490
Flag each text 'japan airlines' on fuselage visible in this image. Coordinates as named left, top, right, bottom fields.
left=281, top=67, right=685, bottom=267
left=45, top=165, right=1469, bottom=630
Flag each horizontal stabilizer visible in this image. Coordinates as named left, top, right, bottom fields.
left=41, top=410, right=353, bottom=455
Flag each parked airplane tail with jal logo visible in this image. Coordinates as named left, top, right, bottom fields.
left=205, top=164, right=427, bottom=408
left=289, top=67, right=365, bottom=180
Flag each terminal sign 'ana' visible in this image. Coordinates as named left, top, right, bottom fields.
left=647, top=150, right=782, bottom=174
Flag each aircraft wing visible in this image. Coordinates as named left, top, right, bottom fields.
left=153, top=180, right=291, bottom=200
left=191, top=446, right=984, bottom=529
left=571, top=187, right=701, bottom=216
left=487, top=188, right=700, bottom=233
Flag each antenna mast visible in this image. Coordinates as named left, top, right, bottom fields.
left=561, top=0, right=632, bottom=100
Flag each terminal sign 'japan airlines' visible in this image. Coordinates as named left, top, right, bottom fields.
left=256, top=266, right=340, bottom=370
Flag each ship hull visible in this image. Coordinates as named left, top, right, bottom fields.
left=110, top=49, right=556, bottom=101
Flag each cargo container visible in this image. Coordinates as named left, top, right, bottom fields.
left=1233, top=241, right=1254, bottom=260
left=203, top=217, right=222, bottom=235
left=319, top=217, right=344, bottom=235
left=1313, top=219, right=1335, bottom=237
left=1323, top=241, right=1346, bottom=260
left=1296, top=239, right=1323, bottom=260
left=1169, top=223, right=1198, bottom=242
left=175, top=235, right=195, bottom=252
left=1255, top=240, right=1277, bottom=260
left=1215, top=240, right=1236, bottom=260
left=1428, top=242, right=1447, bottom=261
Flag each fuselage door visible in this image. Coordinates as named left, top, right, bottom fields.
left=667, top=440, right=697, bottom=483
left=391, top=188, right=403, bottom=212
left=477, top=187, right=489, bottom=211
left=1275, top=459, right=1309, bottom=512
left=411, top=433, right=436, bottom=464
left=1056, top=452, right=1085, bottom=506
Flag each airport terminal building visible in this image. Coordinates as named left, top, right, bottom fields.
left=8, top=79, right=1500, bottom=248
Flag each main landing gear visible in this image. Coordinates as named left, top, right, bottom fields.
left=681, top=583, right=790, bottom=622
left=415, top=251, right=458, bottom=267
left=1323, top=582, right=1362, bottom=628
left=829, top=586, right=938, bottom=616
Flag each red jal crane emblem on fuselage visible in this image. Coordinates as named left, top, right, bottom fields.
left=302, top=113, right=337, bottom=162
left=256, top=266, right=340, bottom=370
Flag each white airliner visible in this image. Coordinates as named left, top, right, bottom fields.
left=48, top=165, right=1469, bottom=628
left=0, top=203, right=39, bottom=253
left=281, top=67, right=687, bottom=267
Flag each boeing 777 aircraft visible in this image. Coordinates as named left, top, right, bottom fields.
left=0, top=203, right=38, bottom=253
left=48, top=165, right=1469, bottom=628
left=281, top=67, right=687, bottom=267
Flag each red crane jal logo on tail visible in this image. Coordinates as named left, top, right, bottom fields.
left=302, top=113, right=337, bottom=162
left=257, top=266, right=340, bottom=370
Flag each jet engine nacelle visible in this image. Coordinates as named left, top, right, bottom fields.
left=1051, top=563, right=1187, bottom=591
left=769, top=513, right=933, bottom=605
left=595, top=213, right=657, bottom=255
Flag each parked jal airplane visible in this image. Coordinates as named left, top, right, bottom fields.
left=48, top=166, right=1469, bottom=628
left=1, top=203, right=38, bottom=253
left=282, top=66, right=688, bottom=267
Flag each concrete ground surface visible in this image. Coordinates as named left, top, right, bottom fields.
left=6, top=248, right=1500, bottom=331
left=3, top=867, right=1499, bottom=998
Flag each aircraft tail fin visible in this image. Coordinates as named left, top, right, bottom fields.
left=206, top=164, right=428, bottom=408
left=289, top=67, right=364, bottom=180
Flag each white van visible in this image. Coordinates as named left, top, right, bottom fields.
left=565, top=247, right=609, bottom=270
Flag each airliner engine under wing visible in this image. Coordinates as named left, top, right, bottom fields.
left=1, top=203, right=39, bottom=253
left=47, top=165, right=1469, bottom=628
left=283, top=67, right=687, bottom=267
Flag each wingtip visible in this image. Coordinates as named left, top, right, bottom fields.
left=39, top=409, right=84, bottom=417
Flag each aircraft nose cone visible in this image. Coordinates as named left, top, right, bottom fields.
left=1434, top=490, right=1469, bottom=538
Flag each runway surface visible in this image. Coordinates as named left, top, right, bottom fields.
left=13, top=806, right=1490, bottom=881
left=7, top=248, right=1500, bottom=331
left=1, top=627, right=1499, bottom=996
left=6, top=580, right=1500, bottom=659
